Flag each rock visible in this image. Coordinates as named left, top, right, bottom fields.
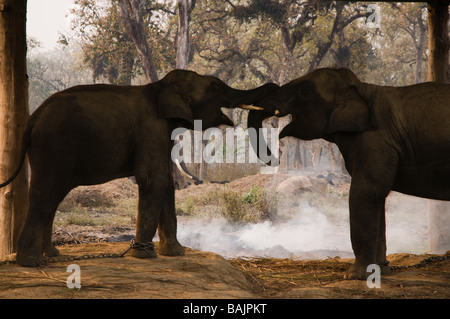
left=263, top=245, right=293, bottom=258
left=276, top=176, right=313, bottom=196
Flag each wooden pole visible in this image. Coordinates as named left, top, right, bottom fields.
left=427, top=0, right=449, bottom=82
left=0, top=0, right=29, bottom=257
left=426, top=0, right=450, bottom=254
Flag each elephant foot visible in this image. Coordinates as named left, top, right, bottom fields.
left=130, top=249, right=157, bottom=258
left=344, top=262, right=391, bottom=280
left=344, top=264, right=368, bottom=280
left=158, top=240, right=186, bottom=256
left=129, top=241, right=157, bottom=259
left=16, top=251, right=47, bottom=267
left=43, top=244, right=60, bottom=257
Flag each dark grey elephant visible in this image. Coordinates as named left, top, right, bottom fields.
left=248, top=68, right=450, bottom=279
left=0, top=69, right=276, bottom=266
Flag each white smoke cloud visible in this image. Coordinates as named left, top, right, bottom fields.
left=176, top=192, right=429, bottom=259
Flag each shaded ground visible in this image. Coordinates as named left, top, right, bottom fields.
left=0, top=242, right=448, bottom=299
left=0, top=243, right=258, bottom=299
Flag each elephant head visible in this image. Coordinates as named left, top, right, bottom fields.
left=156, top=70, right=278, bottom=130
left=248, top=68, right=378, bottom=163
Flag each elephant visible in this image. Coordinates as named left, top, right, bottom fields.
left=0, top=69, right=277, bottom=266
left=247, top=68, right=450, bottom=279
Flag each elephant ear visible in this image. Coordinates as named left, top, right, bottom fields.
left=157, top=86, right=194, bottom=126
left=327, top=85, right=377, bottom=134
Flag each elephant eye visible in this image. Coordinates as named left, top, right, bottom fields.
left=181, top=95, right=192, bottom=104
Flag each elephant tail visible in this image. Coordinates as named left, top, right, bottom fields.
left=0, top=121, right=31, bottom=188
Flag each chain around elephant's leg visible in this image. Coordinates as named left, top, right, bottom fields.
left=132, top=187, right=158, bottom=259
left=131, top=166, right=168, bottom=259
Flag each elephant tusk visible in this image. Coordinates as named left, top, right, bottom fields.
left=238, top=104, right=264, bottom=111
left=274, top=109, right=280, bottom=116
left=174, top=159, right=193, bottom=180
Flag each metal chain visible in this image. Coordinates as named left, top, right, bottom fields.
left=0, top=239, right=155, bottom=266
left=389, top=254, right=449, bottom=272
left=127, top=240, right=155, bottom=256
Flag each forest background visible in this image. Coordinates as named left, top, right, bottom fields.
left=27, top=0, right=435, bottom=180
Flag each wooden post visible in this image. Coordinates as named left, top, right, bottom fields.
left=426, top=0, right=450, bottom=254
left=427, top=0, right=449, bottom=82
left=0, top=0, right=29, bottom=257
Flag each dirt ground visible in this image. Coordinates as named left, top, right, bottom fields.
left=0, top=174, right=449, bottom=299
left=0, top=242, right=448, bottom=299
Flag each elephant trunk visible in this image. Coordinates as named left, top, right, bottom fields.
left=225, top=82, right=280, bottom=166
left=247, top=109, right=279, bottom=166
left=229, top=83, right=279, bottom=109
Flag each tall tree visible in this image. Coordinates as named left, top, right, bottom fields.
left=67, top=0, right=175, bottom=85
left=118, top=0, right=159, bottom=82
left=307, top=2, right=370, bottom=73
left=390, top=3, right=428, bottom=84
left=0, top=0, right=29, bottom=256
left=228, top=0, right=370, bottom=84
left=175, top=0, right=196, bottom=69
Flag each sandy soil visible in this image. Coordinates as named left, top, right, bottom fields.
left=0, top=242, right=448, bottom=299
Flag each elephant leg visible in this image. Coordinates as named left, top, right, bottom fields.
left=42, top=209, right=62, bottom=257
left=157, top=175, right=185, bottom=256
left=16, top=177, right=69, bottom=266
left=376, top=200, right=391, bottom=276
left=344, top=171, right=394, bottom=280
left=132, top=164, right=185, bottom=258
left=42, top=185, right=70, bottom=257
left=345, top=184, right=384, bottom=279
left=131, top=177, right=159, bottom=259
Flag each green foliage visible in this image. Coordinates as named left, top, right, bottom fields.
left=184, top=196, right=195, bottom=215
left=242, top=186, right=259, bottom=204
left=218, top=185, right=279, bottom=224
left=220, top=188, right=246, bottom=224
left=61, top=206, right=98, bottom=226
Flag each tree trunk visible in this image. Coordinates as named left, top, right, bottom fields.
left=276, top=25, right=295, bottom=173
left=118, top=0, right=159, bottom=83
left=428, top=200, right=450, bottom=253
left=293, top=140, right=302, bottom=171
left=327, top=142, right=337, bottom=173
left=277, top=23, right=294, bottom=86
left=427, top=1, right=449, bottom=83
left=414, top=11, right=426, bottom=84
left=426, top=1, right=450, bottom=254
left=277, top=117, right=291, bottom=173
left=0, top=0, right=29, bottom=257
left=176, top=0, right=190, bottom=70
left=308, top=4, right=344, bottom=73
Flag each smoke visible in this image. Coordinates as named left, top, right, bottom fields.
left=385, top=192, right=428, bottom=254
left=176, top=190, right=428, bottom=259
